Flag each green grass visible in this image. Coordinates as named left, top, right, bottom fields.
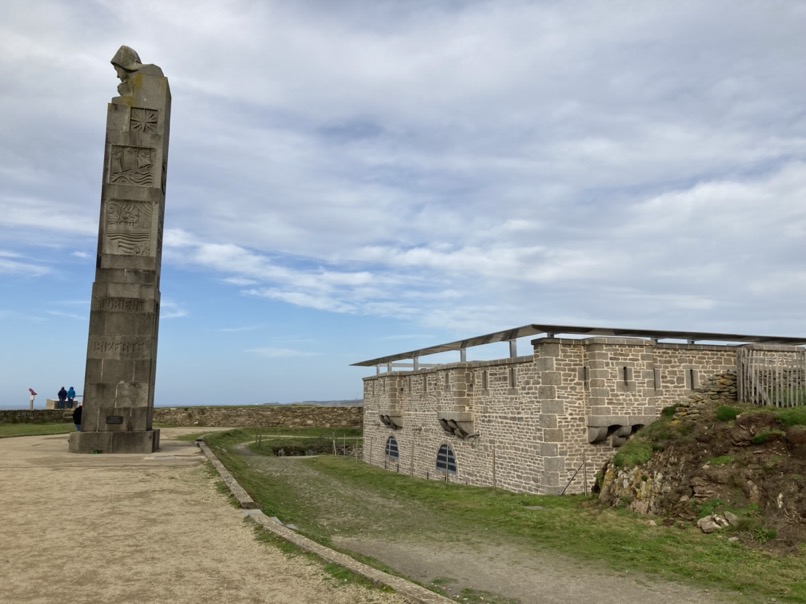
left=612, top=414, right=687, bottom=467
left=0, top=423, right=74, bottom=438
left=716, top=405, right=740, bottom=421
left=612, top=440, right=653, bottom=467
left=739, top=404, right=806, bottom=427
left=205, top=428, right=806, bottom=603
left=775, top=406, right=806, bottom=427
left=751, top=429, right=787, bottom=445
left=707, top=455, right=735, bottom=466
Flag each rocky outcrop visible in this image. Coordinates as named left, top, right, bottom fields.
left=598, top=400, right=806, bottom=550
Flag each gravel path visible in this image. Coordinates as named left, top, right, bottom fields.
left=0, top=429, right=407, bottom=604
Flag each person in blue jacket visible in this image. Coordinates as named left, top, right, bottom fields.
left=67, top=386, right=76, bottom=407
left=57, top=387, right=67, bottom=409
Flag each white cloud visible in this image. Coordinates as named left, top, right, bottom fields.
left=160, top=300, right=188, bottom=319
left=0, top=251, right=50, bottom=276
left=1, top=0, right=805, bottom=404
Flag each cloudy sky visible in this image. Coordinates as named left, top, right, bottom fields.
left=1, top=0, right=804, bottom=408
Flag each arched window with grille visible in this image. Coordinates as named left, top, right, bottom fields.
left=436, top=444, right=457, bottom=475
left=385, top=436, right=399, bottom=460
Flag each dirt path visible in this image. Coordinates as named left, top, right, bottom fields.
left=241, top=449, right=737, bottom=604
left=0, top=429, right=407, bottom=604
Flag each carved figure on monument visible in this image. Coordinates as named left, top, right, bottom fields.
left=110, top=45, right=164, bottom=96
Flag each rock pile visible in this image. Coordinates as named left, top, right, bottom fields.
left=598, top=399, right=806, bottom=551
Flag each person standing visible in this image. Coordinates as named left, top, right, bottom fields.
left=72, top=404, right=83, bottom=432
left=67, top=386, right=76, bottom=408
left=28, top=388, right=37, bottom=410
left=57, top=387, right=68, bottom=409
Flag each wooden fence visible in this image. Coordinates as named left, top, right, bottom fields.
left=737, top=347, right=806, bottom=407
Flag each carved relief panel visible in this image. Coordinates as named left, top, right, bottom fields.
left=103, top=200, right=153, bottom=256
left=109, top=145, right=155, bottom=186
left=130, top=108, right=158, bottom=133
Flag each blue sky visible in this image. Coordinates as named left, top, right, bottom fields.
left=1, top=0, right=805, bottom=408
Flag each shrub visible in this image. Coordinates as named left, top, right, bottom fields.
left=716, top=406, right=740, bottom=421
left=751, top=430, right=786, bottom=445
left=753, top=527, right=777, bottom=544
left=660, top=405, right=678, bottom=418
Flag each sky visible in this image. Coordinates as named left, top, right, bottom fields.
left=1, top=0, right=805, bottom=408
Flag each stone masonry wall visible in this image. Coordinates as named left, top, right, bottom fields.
left=362, top=338, right=781, bottom=495
left=0, top=406, right=362, bottom=428
left=0, top=410, right=72, bottom=424
left=154, top=405, right=362, bottom=428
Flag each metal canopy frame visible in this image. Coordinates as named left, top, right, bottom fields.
left=352, top=323, right=806, bottom=368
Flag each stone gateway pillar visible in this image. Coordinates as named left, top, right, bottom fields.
left=69, top=46, right=170, bottom=454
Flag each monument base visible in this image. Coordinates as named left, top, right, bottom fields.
left=69, top=429, right=160, bottom=454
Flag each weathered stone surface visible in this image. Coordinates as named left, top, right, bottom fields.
left=71, top=46, right=171, bottom=455
left=68, top=429, right=159, bottom=454
left=361, top=337, right=801, bottom=498
left=697, top=515, right=725, bottom=533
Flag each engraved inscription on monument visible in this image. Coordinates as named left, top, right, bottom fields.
left=97, top=297, right=147, bottom=312
left=88, top=336, right=149, bottom=359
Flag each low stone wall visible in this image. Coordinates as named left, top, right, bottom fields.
left=0, top=410, right=71, bottom=424
left=0, top=406, right=362, bottom=428
left=154, top=405, right=362, bottom=428
left=673, top=371, right=738, bottom=422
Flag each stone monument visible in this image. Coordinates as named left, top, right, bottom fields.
left=69, top=46, right=170, bottom=453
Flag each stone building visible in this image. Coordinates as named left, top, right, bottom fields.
left=354, top=324, right=806, bottom=495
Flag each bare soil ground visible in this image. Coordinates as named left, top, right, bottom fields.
left=0, top=429, right=407, bottom=604
left=239, top=444, right=736, bottom=604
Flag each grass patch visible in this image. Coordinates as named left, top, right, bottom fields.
left=716, top=405, right=740, bottom=421
left=204, top=428, right=806, bottom=604
left=776, top=407, right=806, bottom=427
left=0, top=423, right=74, bottom=438
left=752, top=430, right=786, bottom=445
left=660, top=404, right=678, bottom=418
left=612, top=414, right=688, bottom=468
left=612, top=440, right=653, bottom=468
left=738, top=404, right=806, bottom=428
left=707, top=455, right=735, bottom=466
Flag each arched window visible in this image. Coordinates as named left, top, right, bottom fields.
left=385, top=436, right=399, bottom=460
left=436, top=444, right=457, bottom=474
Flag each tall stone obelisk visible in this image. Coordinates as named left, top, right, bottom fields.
left=69, top=46, right=170, bottom=454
